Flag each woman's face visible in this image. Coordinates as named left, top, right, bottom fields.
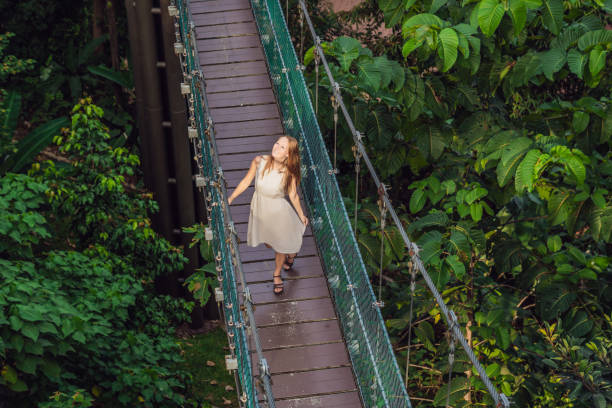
left=271, top=137, right=289, bottom=162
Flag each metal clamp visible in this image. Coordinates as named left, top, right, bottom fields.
left=225, top=355, right=238, bottom=371
left=214, top=287, right=224, bottom=302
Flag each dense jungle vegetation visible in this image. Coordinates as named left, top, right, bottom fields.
left=0, top=1, right=218, bottom=406
left=296, top=0, right=611, bottom=406
left=0, top=0, right=610, bottom=407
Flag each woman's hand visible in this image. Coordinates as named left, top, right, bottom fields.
left=228, top=195, right=234, bottom=205
left=300, top=215, right=309, bottom=226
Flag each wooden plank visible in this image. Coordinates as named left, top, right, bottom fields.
left=238, top=240, right=317, bottom=263
left=192, top=9, right=253, bottom=26
left=195, top=21, right=258, bottom=39
left=196, top=35, right=261, bottom=53
left=207, top=88, right=276, bottom=108
left=215, top=118, right=283, bottom=138
left=202, top=60, right=269, bottom=78
left=275, top=392, right=362, bottom=408
left=241, top=256, right=321, bottom=283
left=234, top=218, right=313, bottom=236
left=216, top=134, right=277, bottom=154
left=252, top=342, right=349, bottom=375
left=210, top=104, right=279, bottom=123
left=219, top=152, right=260, bottom=170
left=257, top=320, right=343, bottom=350
left=206, top=74, right=271, bottom=93
left=253, top=298, right=337, bottom=326
left=224, top=185, right=253, bottom=205
left=247, top=276, right=329, bottom=304
left=268, top=367, right=357, bottom=399
left=238, top=236, right=316, bottom=256
left=199, top=47, right=264, bottom=65
left=189, top=0, right=251, bottom=14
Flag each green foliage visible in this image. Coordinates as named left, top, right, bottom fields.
left=0, top=100, right=194, bottom=406
left=177, top=327, right=238, bottom=406
left=303, top=0, right=612, bottom=405
left=183, top=224, right=218, bottom=305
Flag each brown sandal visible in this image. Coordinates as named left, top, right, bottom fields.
left=283, top=254, right=296, bottom=271
left=273, top=274, right=284, bottom=295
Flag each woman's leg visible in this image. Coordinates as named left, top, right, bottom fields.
left=283, top=252, right=297, bottom=270
left=273, top=251, right=285, bottom=294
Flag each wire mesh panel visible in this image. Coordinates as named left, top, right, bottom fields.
left=250, top=0, right=411, bottom=406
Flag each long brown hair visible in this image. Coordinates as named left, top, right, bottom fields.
left=262, top=135, right=301, bottom=194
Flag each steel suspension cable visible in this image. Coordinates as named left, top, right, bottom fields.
left=404, top=259, right=416, bottom=386
left=297, top=1, right=510, bottom=406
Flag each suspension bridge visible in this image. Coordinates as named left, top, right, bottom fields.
left=168, top=0, right=511, bottom=406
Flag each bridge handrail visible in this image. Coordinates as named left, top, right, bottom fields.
left=172, top=1, right=276, bottom=406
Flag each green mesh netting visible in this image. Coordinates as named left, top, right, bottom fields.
left=249, top=0, right=411, bottom=406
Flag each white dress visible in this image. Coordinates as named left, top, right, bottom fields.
left=247, top=156, right=306, bottom=254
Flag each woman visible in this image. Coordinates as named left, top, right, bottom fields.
left=228, top=135, right=308, bottom=295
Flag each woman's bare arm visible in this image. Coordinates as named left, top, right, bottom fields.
left=228, top=156, right=260, bottom=205
left=288, top=178, right=308, bottom=225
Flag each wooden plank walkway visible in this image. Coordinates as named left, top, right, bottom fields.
left=190, top=0, right=362, bottom=406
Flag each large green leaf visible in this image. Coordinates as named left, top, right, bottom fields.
left=501, top=136, right=532, bottom=167
left=497, top=151, right=525, bottom=187
left=541, top=0, right=564, bottom=35
left=355, top=59, right=383, bottom=91
left=410, top=189, right=427, bottom=213
left=402, top=37, right=424, bottom=58
left=448, top=230, right=470, bottom=254
left=478, top=0, right=505, bottom=37
left=541, top=48, right=566, bottom=80
left=551, top=26, right=587, bottom=50
left=577, top=29, right=612, bottom=51
left=588, top=46, right=607, bottom=76
left=566, top=310, right=593, bottom=337
left=548, top=189, right=572, bottom=225
left=438, top=28, right=459, bottom=72
left=415, top=125, right=446, bottom=159
left=0, top=117, right=70, bottom=174
left=430, top=0, right=448, bottom=13
left=456, top=32, right=470, bottom=59
left=508, top=52, right=543, bottom=88
left=402, top=13, right=445, bottom=37
left=87, top=65, right=132, bottom=89
left=515, top=149, right=541, bottom=192
left=372, top=56, right=396, bottom=89
left=567, top=48, right=588, bottom=78
left=549, top=289, right=576, bottom=316
left=379, top=0, right=408, bottom=27
left=433, top=377, right=468, bottom=406
left=468, top=37, right=481, bottom=74
left=1, top=91, right=21, bottom=138
left=331, top=36, right=361, bottom=72
left=572, top=111, right=590, bottom=133
left=508, top=0, right=527, bottom=35
left=590, top=207, right=612, bottom=242
left=407, top=212, right=449, bottom=233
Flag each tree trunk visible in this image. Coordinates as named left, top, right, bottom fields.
left=106, top=0, right=120, bottom=70
left=92, top=0, right=106, bottom=54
